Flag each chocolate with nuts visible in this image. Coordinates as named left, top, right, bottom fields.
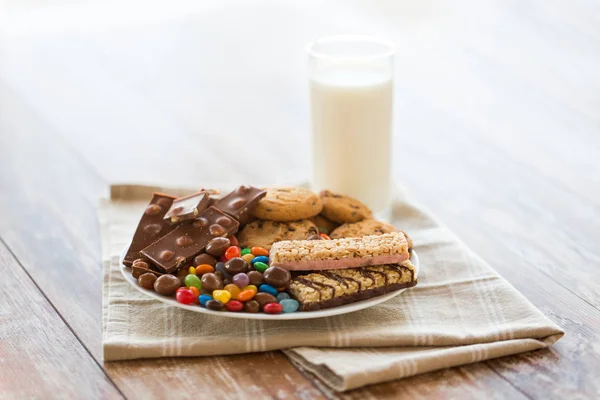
left=164, top=191, right=211, bottom=224
left=213, top=185, right=266, bottom=226
left=140, top=206, right=239, bottom=273
left=123, top=192, right=178, bottom=266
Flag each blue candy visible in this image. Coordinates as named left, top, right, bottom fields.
left=259, top=284, right=278, bottom=296
left=280, top=299, right=299, bottom=313
left=199, top=294, right=213, bottom=307
left=251, top=256, right=269, bottom=265
left=276, top=292, right=290, bottom=302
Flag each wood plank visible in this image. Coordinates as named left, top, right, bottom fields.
left=106, top=352, right=325, bottom=400
left=0, top=82, right=328, bottom=399
left=0, top=240, right=122, bottom=399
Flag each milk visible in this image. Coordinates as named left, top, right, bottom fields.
left=310, top=65, right=393, bottom=213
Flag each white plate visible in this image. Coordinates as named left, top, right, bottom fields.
left=120, top=249, right=419, bottom=320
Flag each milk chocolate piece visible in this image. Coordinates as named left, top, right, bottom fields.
left=123, top=193, right=178, bottom=266
left=288, top=261, right=417, bottom=311
left=141, top=206, right=239, bottom=273
left=214, top=186, right=266, bottom=226
left=164, top=191, right=211, bottom=224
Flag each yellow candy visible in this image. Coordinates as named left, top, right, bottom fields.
left=242, top=254, right=255, bottom=264
left=188, top=266, right=196, bottom=275
left=224, top=283, right=241, bottom=299
left=243, top=285, right=258, bottom=294
left=212, top=290, right=231, bottom=304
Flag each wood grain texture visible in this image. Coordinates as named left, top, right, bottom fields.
left=1, top=0, right=599, bottom=398
left=0, top=240, right=122, bottom=399
left=0, top=85, right=326, bottom=399
left=106, top=352, right=325, bottom=400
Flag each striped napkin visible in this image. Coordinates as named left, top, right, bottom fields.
left=101, top=184, right=563, bottom=392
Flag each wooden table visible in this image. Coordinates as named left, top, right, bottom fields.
left=1, top=1, right=599, bottom=398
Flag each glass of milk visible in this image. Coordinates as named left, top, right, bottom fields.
left=307, top=34, right=395, bottom=219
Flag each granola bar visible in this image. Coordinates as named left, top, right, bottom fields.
left=269, top=232, right=410, bottom=271
left=288, top=260, right=417, bottom=311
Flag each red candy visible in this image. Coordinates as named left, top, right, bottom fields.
left=224, top=246, right=241, bottom=260
left=225, top=300, right=244, bottom=312
left=176, top=288, right=196, bottom=304
left=319, top=233, right=331, bottom=240
left=263, top=303, right=283, bottom=314
left=228, top=235, right=239, bottom=247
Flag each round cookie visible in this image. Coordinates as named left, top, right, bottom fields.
left=330, top=219, right=398, bottom=239
left=251, top=187, right=322, bottom=222
left=308, top=214, right=340, bottom=235
left=237, top=219, right=318, bottom=250
left=319, top=190, right=373, bottom=223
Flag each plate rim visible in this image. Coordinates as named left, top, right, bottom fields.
left=119, top=247, right=419, bottom=320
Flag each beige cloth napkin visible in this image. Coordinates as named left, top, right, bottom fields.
left=101, top=184, right=563, bottom=392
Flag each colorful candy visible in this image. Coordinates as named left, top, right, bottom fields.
left=280, top=299, right=299, bottom=313
left=212, top=290, right=232, bottom=304
left=195, top=264, right=215, bottom=275
left=242, top=284, right=258, bottom=294
left=242, top=253, right=255, bottom=264
left=228, top=235, right=239, bottom=247
left=188, top=266, right=197, bottom=275
left=189, top=286, right=201, bottom=298
left=184, top=274, right=203, bottom=290
left=276, top=292, right=290, bottom=302
left=263, top=303, right=283, bottom=314
left=206, top=299, right=225, bottom=311
left=251, top=246, right=269, bottom=257
left=259, top=284, right=278, bottom=296
left=241, top=248, right=252, bottom=256
left=226, top=300, right=244, bottom=312
left=236, top=289, right=256, bottom=302
left=199, top=294, right=212, bottom=306
left=176, top=288, right=196, bottom=304
left=224, top=246, right=241, bottom=260
left=233, top=273, right=250, bottom=288
left=251, top=255, right=269, bottom=265
left=254, top=292, right=277, bottom=309
left=253, top=261, right=269, bottom=273
left=224, top=283, right=241, bottom=299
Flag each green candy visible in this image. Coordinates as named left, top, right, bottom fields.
left=241, top=248, right=252, bottom=256
left=184, top=274, right=202, bottom=290
left=253, top=261, right=269, bottom=273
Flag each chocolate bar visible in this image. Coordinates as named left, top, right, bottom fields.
left=140, top=206, right=239, bottom=273
left=164, top=191, right=211, bottom=224
left=213, top=185, right=266, bottom=226
left=269, top=232, right=410, bottom=271
left=288, top=260, right=417, bottom=311
left=123, top=193, right=178, bottom=266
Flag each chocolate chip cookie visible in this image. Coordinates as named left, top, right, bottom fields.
left=330, top=219, right=398, bottom=239
left=308, top=214, right=340, bottom=235
left=237, top=219, right=319, bottom=250
left=251, top=187, right=322, bottom=221
left=319, top=190, right=372, bottom=223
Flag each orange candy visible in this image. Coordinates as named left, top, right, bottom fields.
left=189, top=286, right=200, bottom=301
left=251, top=246, right=269, bottom=257
left=195, top=264, right=215, bottom=275
left=237, top=289, right=256, bottom=302
left=319, top=233, right=331, bottom=240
